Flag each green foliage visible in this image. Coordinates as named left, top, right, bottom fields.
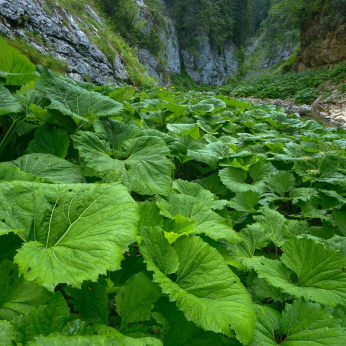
left=1, top=43, right=346, bottom=346
left=219, top=60, right=346, bottom=104
left=99, top=0, right=165, bottom=56
left=4, top=38, right=68, bottom=74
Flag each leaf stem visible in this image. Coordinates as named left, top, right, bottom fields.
left=0, top=119, right=17, bottom=156
left=278, top=335, right=289, bottom=345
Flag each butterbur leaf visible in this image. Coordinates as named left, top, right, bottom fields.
left=281, top=299, right=346, bottom=345
left=140, top=233, right=256, bottom=344
left=229, top=191, right=259, bottom=213
left=189, top=103, right=214, bottom=113
left=109, top=86, right=136, bottom=102
left=254, top=208, right=307, bottom=246
left=0, top=182, right=139, bottom=291
left=186, top=140, right=228, bottom=169
left=219, top=167, right=263, bottom=193
left=0, top=320, right=16, bottom=346
left=253, top=278, right=291, bottom=303
left=139, top=227, right=179, bottom=275
left=173, top=179, right=228, bottom=210
left=13, top=153, right=86, bottom=184
left=248, top=305, right=281, bottom=346
left=266, top=171, right=295, bottom=197
left=167, top=123, right=200, bottom=140
left=123, top=136, right=174, bottom=195
left=93, top=118, right=141, bottom=152
left=163, top=213, right=196, bottom=243
left=26, top=124, right=70, bottom=158
left=0, top=260, right=51, bottom=320
left=27, top=335, right=123, bottom=345
left=225, top=223, right=271, bottom=269
left=333, top=208, right=346, bottom=236
left=65, top=279, right=110, bottom=324
left=138, top=201, right=164, bottom=229
left=195, top=173, right=229, bottom=197
left=155, top=298, right=233, bottom=346
left=71, top=131, right=125, bottom=181
left=0, top=162, right=46, bottom=182
left=0, top=38, right=38, bottom=85
left=93, top=324, right=163, bottom=346
left=0, top=232, right=23, bottom=261
left=157, top=193, right=242, bottom=243
left=12, top=292, right=70, bottom=344
left=72, top=132, right=174, bottom=195
left=36, top=69, right=123, bottom=123
left=116, top=272, right=162, bottom=327
left=0, top=85, right=22, bottom=116
left=255, top=237, right=346, bottom=307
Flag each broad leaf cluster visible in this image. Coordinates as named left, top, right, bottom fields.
left=1, top=40, right=346, bottom=345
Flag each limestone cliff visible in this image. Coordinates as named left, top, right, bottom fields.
left=294, top=15, right=346, bottom=72
left=0, top=0, right=132, bottom=84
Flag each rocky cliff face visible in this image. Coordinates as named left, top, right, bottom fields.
left=294, top=16, right=346, bottom=72
left=0, top=0, right=310, bottom=86
left=0, top=0, right=130, bottom=84
left=135, top=0, right=238, bottom=85
left=135, top=0, right=180, bottom=85
left=181, top=38, right=238, bottom=85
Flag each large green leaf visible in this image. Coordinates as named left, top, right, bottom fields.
left=0, top=162, right=46, bottom=182
left=12, top=292, right=70, bottom=344
left=93, top=119, right=141, bottom=152
left=156, top=193, right=242, bottom=243
left=116, top=272, right=162, bottom=328
left=219, top=166, right=269, bottom=194
left=173, top=180, right=228, bottom=210
left=229, top=191, right=259, bottom=213
left=26, top=124, right=70, bottom=158
left=0, top=38, right=38, bottom=85
left=225, top=223, right=271, bottom=269
left=281, top=299, right=346, bottom=345
left=266, top=171, right=295, bottom=197
left=0, top=85, right=22, bottom=116
left=93, top=324, right=163, bottom=346
left=13, top=153, right=86, bottom=184
left=27, top=335, right=123, bottom=346
left=186, top=140, right=228, bottom=169
left=248, top=305, right=280, bottom=346
left=254, top=208, right=307, bottom=246
left=72, top=132, right=173, bottom=195
left=255, top=237, right=346, bottom=307
left=139, top=227, right=179, bottom=275
left=122, top=136, right=174, bottom=195
left=65, top=279, right=110, bottom=324
left=109, top=86, right=136, bottom=102
left=155, top=298, right=236, bottom=346
left=0, top=320, right=16, bottom=346
left=140, top=231, right=255, bottom=344
left=36, top=69, right=123, bottom=123
left=0, top=260, right=51, bottom=320
left=0, top=182, right=139, bottom=291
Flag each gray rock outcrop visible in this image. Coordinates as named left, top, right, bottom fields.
left=182, top=36, right=238, bottom=85
left=135, top=0, right=180, bottom=84
left=0, top=0, right=129, bottom=84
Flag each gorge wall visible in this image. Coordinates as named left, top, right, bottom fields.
left=1, top=0, right=343, bottom=86
left=294, top=14, right=346, bottom=72
left=0, top=0, right=130, bottom=85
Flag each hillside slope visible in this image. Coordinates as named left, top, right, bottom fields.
left=0, top=0, right=151, bottom=85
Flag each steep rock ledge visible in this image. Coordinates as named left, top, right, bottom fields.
left=295, top=15, right=346, bottom=72
left=181, top=38, right=238, bottom=85
left=135, top=0, right=181, bottom=84
left=0, top=0, right=129, bottom=84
